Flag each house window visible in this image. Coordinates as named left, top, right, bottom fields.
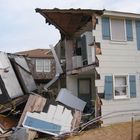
left=114, top=75, right=128, bottom=99
left=102, top=17, right=133, bottom=41
left=111, top=18, right=126, bottom=41
left=104, top=75, right=136, bottom=100
left=36, top=59, right=50, bottom=72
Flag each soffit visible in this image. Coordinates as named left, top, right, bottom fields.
left=36, top=8, right=103, bottom=37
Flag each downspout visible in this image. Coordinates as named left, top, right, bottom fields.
left=44, top=45, right=63, bottom=91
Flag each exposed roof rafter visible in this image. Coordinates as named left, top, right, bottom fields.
left=35, top=8, right=103, bottom=37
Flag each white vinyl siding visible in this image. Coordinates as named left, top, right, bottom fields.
left=36, top=59, right=50, bottom=72
left=110, top=18, right=126, bottom=41
left=97, top=15, right=139, bottom=125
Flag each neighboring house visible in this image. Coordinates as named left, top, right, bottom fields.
left=16, top=49, right=56, bottom=84
left=36, top=8, right=140, bottom=124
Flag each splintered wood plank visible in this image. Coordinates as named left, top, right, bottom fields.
left=27, top=130, right=38, bottom=140
left=18, top=94, right=46, bottom=127
left=0, top=95, right=28, bottom=113
left=17, top=94, right=46, bottom=140
left=71, top=110, right=82, bottom=131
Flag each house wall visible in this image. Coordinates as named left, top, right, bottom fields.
left=28, top=58, right=56, bottom=81
left=94, top=13, right=140, bottom=124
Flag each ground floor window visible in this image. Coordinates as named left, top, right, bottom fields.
left=114, top=75, right=128, bottom=99
left=104, top=75, right=136, bottom=100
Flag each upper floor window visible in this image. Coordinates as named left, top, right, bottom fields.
left=111, top=19, right=126, bottom=41
left=36, top=59, right=50, bottom=72
left=102, top=17, right=133, bottom=41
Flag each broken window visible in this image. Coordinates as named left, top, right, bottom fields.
left=114, top=76, right=128, bottom=99
left=36, top=59, right=50, bottom=72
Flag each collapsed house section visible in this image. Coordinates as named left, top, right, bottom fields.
left=0, top=50, right=86, bottom=139
left=0, top=52, right=37, bottom=103
left=21, top=89, right=85, bottom=137
left=0, top=51, right=37, bottom=135
left=35, top=8, right=103, bottom=117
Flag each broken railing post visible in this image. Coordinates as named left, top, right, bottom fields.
left=131, top=116, right=134, bottom=140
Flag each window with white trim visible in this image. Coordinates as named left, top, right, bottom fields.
left=114, top=75, right=128, bottom=99
left=102, top=17, right=134, bottom=41
left=36, top=59, right=51, bottom=72
left=110, top=18, right=126, bottom=41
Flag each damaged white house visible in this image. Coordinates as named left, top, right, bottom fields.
left=36, top=8, right=140, bottom=125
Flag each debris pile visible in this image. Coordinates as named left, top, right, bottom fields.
left=0, top=51, right=95, bottom=140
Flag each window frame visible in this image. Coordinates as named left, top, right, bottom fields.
left=36, top=59, right=43, bottom=72
left=43, top=59, right=51, bottom=72
left=113, top=75, right=130, bottom=99
left=36, top=58, right=51, bottom=73
left=110, top=18, right=127, bottom=42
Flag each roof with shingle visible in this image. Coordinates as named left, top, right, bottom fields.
left=16, top=49, right=53, bottom=58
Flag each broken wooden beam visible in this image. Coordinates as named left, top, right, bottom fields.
left=0, top=95, right=28, bottom=113
left=18, top=94, right=47, bottom=127
left=17, top=94, right=47, bottom=140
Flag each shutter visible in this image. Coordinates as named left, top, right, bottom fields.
left=126, top=19, right=133, bottom=41
left=129, top=75, right=136, bottom=98
left=104, top=76, right=113, bottom=100
left=136, top=20, right=140, bottom=50
left=102, top=17, right=110, bottom=40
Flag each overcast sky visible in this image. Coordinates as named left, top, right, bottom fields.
left=0, top=0, right=140, bottom=53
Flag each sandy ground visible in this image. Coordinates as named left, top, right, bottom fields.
left=66, top=121, right=140, bottom=140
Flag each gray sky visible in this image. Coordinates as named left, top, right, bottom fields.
left=0, top=0, right=140, bottom=53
